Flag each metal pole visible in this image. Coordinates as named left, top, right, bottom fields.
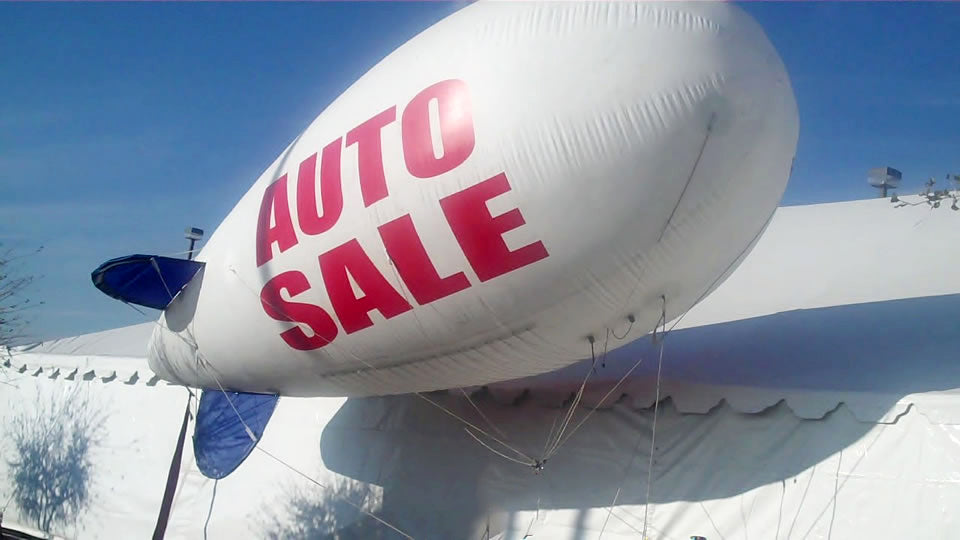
left=184, top=227, right=203, bottom=261
left=152, top=396, right=192, bottom=540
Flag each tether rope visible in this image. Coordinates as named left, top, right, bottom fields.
left=542, top=329, right=610, bottom=462
left=641, top=311, right=667, bottom=540
left=459, top=387, right=509, bottom=441
left=150, top=257, right=175, bottom=302
left=199, top=362, right=415, bottom=540
left=381, top=255, right=521, bottom=456
left=598, top=297, right=667, bottom=540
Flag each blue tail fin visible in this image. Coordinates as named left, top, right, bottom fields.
left=91, top=254, right=204, bottom=310
left=193, top=389, right=279, bottom=479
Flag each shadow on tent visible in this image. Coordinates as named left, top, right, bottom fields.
left=296, top=294, right=959, bottom=539
left=5, top=386, right=108, bottom=536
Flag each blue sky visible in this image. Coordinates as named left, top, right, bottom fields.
left=1, top=2, right=957, bottom=342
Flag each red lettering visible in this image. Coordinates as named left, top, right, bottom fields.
left=260, top=271, right=339, bottom=350
left=318, top=239, right=412, bottom=334
left=297, top=138, right=344, bottom=235
left=440, top=173, right=549, bottom=282
left=378, top=214, right=471, bottom=305
left=402, top=80, right=475, bottom=179
left=345, top=107, right=396, bottom=207
left=256, top=175, right=298, bottom=267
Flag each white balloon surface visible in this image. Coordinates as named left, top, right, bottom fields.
left=149, top=1, right=799, bottom=397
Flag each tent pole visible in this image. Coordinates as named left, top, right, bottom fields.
left=152, top=395, right=191, bottom=540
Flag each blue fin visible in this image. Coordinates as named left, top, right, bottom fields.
left=193, top=389, right=279, bottom=479
left=91, top=254, right=204, bottom=310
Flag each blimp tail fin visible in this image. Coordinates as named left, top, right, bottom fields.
left=91, top=254, right=204, bottom=310
left=193, top=388, right=279, bottom=479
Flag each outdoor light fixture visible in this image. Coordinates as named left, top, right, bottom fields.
left=184, top=227, right=204, bottom=261
left=868, top=166, right=901, bottom=198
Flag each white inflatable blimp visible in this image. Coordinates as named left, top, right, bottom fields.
left=95, top=1, right=798, bottom=397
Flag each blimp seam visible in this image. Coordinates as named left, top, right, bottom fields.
left=511, top=75, right=727, bottom=300
left=610, top=190, right=726, bottom=325
left=356, top=331, right=568, bottom=392
left=496, top=71, right=724, bottom=195
left=318, top=324, right=540, bottom=380
left=505, top=74, right=727, bottom=211
left=401, top=286, right=557, bottom=368
left=328, top=327, right=575, bottom=396
left=658, top=113, right=715, bottom=243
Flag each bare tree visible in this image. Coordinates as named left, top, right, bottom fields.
left=0, top=244, right=43, bottom=352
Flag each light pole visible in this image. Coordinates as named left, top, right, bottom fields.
left=184, top=227, right=204, bottom=261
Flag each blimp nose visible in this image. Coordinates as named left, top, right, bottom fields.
left=147, top=265, right=207, bottom=387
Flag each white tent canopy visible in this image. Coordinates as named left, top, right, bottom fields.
left=2, top=197, right=958, bottom=539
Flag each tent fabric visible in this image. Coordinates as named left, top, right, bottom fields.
left=657, top=197, right=958, bottom=329
left=193, top=390, right=280, bottom=480
left=12, top=322, right=155, bottom=358
left=2, top=322, right=157, bottom=385
left=482, top=292, right=960, bottom=423
left=161, top=392, right=960, bottom=540
left=2, top=351, right=157, bottom=387
left=3, top=375, right=957, bottom=539
left=0, top=369, right=189, bottom=539
left=91, top=254, right=204, bottom=310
